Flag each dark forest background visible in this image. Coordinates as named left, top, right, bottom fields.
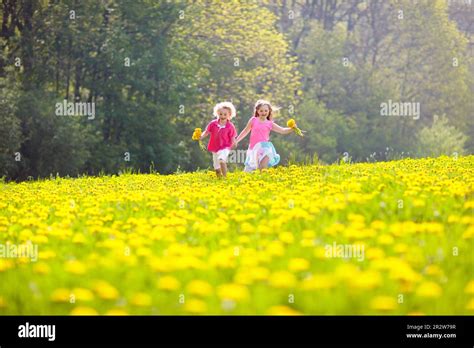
left=1, top=0, right=473, bottom=180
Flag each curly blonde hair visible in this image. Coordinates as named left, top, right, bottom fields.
left=213, top=101, right=236, bottom=120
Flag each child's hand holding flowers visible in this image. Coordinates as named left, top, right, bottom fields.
left=287, top=118, right=304, bottom=137
left=192, top=128, right=206, bottom=151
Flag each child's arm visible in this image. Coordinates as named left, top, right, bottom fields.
left=231, top=124, right=238, bottom=148
left=272, top=123, right=294, bottom=135
left=235, top=118, right=252, bottom=144
left=200, top=130, right=210, bottom=140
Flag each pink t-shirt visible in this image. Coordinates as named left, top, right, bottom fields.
left=205, top=119, right=237, bottom=152
left=249, top=117, right=273, bottom=150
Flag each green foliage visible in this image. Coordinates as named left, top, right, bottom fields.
left=0, top=0, right=472, bottom=179
left=15, top=91, right=94, bottom=179
left=283, top=0, right=473, bottom=162
left=417, top=115, right=467, bottom=157
left=0, top=0, right=301, bottom=178
left=0, top=68, right=22, bottom=177
left=297, top=99, right=342, bottom=163
left=168, top=0, right=301, bottom=169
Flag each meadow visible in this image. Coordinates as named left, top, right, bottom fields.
left=0, top=156, right=473, bottom=315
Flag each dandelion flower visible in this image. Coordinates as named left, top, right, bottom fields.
left=64, top=260, right=87, bottom=275
left=301, top=274, right=335, bottom=290
left=370, top=296, right=397, bottom=311
left=217, top=283, right=249, bottom=302
left=349, top=271, right=381, bottom=290
left=70, top=306, right=99, bottom=315
left=267, top=305, right=302, bottom=315
left=93, top=281, right=120, bottom=300
left=416, top=281, right=442, bottom=298
left=186, top=280, right=213, bottom=297
left=464, top=280, right=474, bottom=294
left=157, top=276, right=181, bottom=291
left=192, top=128, right=206, bottom=151
left=106, top=309, right=129, bottom=315
left=269, top=271, right=297, bottom=288
left=286, top=119, right=304, bottom=136
left=184, top=299, right=207, bottom=314
left=33, top=262, right=50, bottom=275
left=130, top=293, right=152, bottom=307
left=288, top=258, right=310, bottom=272
left=278, top=232, right=294, bottom=244
left=467, top=298, right=474, bottom=311
left=0, top=259, right=14, bottom=272
left=73, top=288, right=94, bottom=302
left=50, top=288, right=71, bottom=303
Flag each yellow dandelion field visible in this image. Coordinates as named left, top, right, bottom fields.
left=0, top=156, right=473, bottom=315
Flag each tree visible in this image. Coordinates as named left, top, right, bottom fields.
left=0, top=65, right=22, bottom=177
left=270, top=0, right=473, bottom=161
left=417, top=115, right=467, bottom=158
left=168, top=0, right=302, bottom=169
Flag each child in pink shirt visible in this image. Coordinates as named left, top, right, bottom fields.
left=235, top=100, right=294, bottom=172
left=200, top=102, right=237, bottom=177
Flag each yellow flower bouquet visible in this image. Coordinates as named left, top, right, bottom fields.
left=287, top=119, right=304, bottom=137
left=192, top=128, right=206, bottom=151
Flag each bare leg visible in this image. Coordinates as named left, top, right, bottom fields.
left=215, top=169, right=222, bottom=178
left=220, top=161, right=227, bottom=177
left=259, top=156, right=269, bottom=171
